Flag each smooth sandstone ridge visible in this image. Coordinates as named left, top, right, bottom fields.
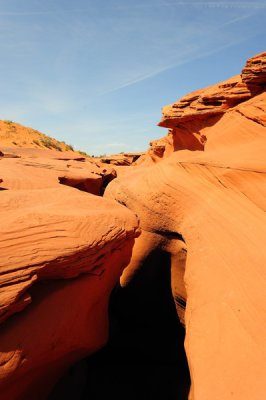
left=0, top=151, right=139, bottom=399
left=105, top=52, right=266, bottom=400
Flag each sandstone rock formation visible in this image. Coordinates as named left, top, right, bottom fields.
left=0, top=52, right=265, bottom=400
left=105, top=52, right=266, bottom=400
left=0, top=148, right=139, bottom=399
left=138, top=52, right=266, bottom=162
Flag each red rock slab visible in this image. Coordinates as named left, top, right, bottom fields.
left=58, top=172, right=103, bottom=195
left=65, top=159, right=117, bottom=177
left=0, top=157, right=69, bottom=190
left=0, top=155, right=117, bottom=193
left=1, top=152, right=21, bottom=158
left=100, top=153, right=143, bottom=166
left=59, top=163, right=117, bottom=195
left=55, top=156, right=86, bottom=161
left=100, top=156, right=132, bottom=166
left=0, top=186, right=139, bottom=399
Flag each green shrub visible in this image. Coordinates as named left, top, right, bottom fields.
left=40, top=138, right=53, bottom=148
left=52, top=143, right=63, bottom=152
left=78, top=150, right=89, bottom=157
left=65, top=144, right=74, bottom=151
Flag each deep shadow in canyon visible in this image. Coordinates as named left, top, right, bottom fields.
left=49, top=250, right=190, bottom=400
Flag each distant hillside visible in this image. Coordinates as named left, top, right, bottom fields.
left=0, top=120, right=74, bottom=152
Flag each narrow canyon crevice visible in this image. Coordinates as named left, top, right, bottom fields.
left=49, top=249, right=191, bottom=400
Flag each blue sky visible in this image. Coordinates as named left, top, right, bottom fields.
left=1, top=0, right=265, bottom=155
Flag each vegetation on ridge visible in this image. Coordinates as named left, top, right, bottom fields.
left=0, top=119, right=88, bottom=155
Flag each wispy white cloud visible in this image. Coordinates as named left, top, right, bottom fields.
left=157, top=1, right=266, bottom=9
left=114, top=1, right=266, bottom=10
left=90, top=0, right=265, bottom=96
left=99, top=65, right=178, bottom=95
left=218, top=12, right=254, bottom=26
left=98, top=34, right=254, bottom=95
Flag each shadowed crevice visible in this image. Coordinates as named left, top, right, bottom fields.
left=49, top=251, right=191, bottom=400
left=85, top=250, right=190, bottom=399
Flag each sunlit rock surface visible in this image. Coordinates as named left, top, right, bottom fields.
left=105, top=53, right=266, bottom=400
left=135, top=52, right=266, bottom=162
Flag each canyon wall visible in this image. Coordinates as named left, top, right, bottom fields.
left=105, top=52, right=266, bottom=400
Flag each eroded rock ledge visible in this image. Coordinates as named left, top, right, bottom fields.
left=142, top=52, right=266, bottom=160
